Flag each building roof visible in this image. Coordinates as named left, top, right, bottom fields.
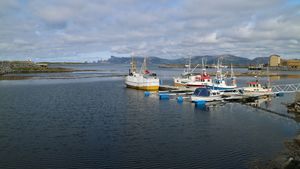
left=269, top=54, right=280, bottom=58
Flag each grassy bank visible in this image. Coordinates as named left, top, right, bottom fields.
left=0, top=61, right=74, bottom=75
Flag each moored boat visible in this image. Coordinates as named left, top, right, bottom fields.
left=173, top=56, right=198, bottom=87
left=207, top=63, right=237, bottom=90
left=243, top=68, right=273, bottom=97
left=242, top=81, right=273, bottom=97
left=190, top=88, right=223, bottom=102
left=174, top=57, right=212, bottom=87
left=125, top=56, right=159, bottom=91
left=186, top=59, right=212, bottom=87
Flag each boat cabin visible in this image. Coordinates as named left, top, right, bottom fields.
left=193, top=88, right=221, bottom=97
left=247, top=82, right=263, bottom=88
left=195, top=74, right=211, bottom=82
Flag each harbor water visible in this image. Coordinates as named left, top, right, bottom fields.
left=0, top=64, right=299, bottom=169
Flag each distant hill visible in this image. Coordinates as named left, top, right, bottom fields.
left=250, top=57, right=269, bottom=65
left=107, top=55, right=269, bottom=66
left=108, top=56, right=181, bottom=64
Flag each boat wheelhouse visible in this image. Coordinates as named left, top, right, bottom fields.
left=242, top=81, right=272, bottom=96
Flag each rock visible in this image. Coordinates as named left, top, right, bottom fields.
left=0, top=61, right=12, bottom=74
left=284, top=159, right=300, bottom=169
left=295, top=135, right=300, bottom=146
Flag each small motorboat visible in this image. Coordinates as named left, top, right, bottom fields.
left=191, top=88, right=223, bottom=102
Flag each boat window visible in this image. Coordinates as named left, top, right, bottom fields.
left=194, top=88, right=210, bottom=96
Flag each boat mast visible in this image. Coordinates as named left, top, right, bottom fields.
left=216, top=58, right=222, bottom=80
left=202, top=58, right=205, bottom=74
left=267, top=66, right=271, bottom=88
left=130, top=55, right=137, bottom=73
left=231, top=64, right=236, bottom=86
left=140, top=56, right=147, bottom=74
left=230, top=64, right=235, bottom=78
left=189, top=55, right=191, bottom=73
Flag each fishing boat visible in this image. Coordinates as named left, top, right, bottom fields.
left=173, top=56, right=200, bottom=87
left=242, top=80, right=273, bottom=96
left=186, top=58, right=212, bottom=87
left=190, top=88, right=223, bottom=102
left=243, top=68, right=273, bottom=97
left=207, top=63, right=237, bottom=90
left=125, top=56, right=159, bottom=91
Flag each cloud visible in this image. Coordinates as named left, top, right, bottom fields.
left=0, top=0, right=299, bottom=61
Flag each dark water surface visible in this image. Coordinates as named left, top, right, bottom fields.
left=0, top=65, right=299, bottom=169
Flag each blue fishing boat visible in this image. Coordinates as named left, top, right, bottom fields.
left=207, top=62, right=237, bottom=90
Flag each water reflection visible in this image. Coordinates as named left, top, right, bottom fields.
left=194, top=101, right=226, bottom=112
left=247, top=97, right=272, bottom=108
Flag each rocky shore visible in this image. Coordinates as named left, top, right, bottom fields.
left=0, top=61, right=73, bottom=75
left=252, top=93, right=300, bottom=169
left=287, top=93, right=300, bottom=114
left=252, top=136, right=300, bottom=169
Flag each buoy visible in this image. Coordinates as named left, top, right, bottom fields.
left=194, top=100, right=206, bottom=107
left=177, top=96, right=183, bottom=103
left=144, top=91, right=151, bottom=97
left=159, top=93, right=170, bottom=100
left=194, top=100, right=207, bottom=109
left=194, top=100, right=206, bottom=105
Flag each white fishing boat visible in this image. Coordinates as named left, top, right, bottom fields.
left=186, top=58, right=212, bottom=87
left=191, top=88, right=223, bottom=102
left=242, top=81, right=273, bottom=96
left=174, top=57, right=212, bottom=87
left=243, top=68, right=273, bottom=97
left=125, top=56, right=159, bottom=91
left=173, top=56, right=198, bottom=86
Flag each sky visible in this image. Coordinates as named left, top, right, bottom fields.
left=0, top=0, right=299, bottom=62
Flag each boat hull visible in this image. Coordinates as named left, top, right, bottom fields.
left=207, top=85, right=236, bottom=90
left=186, top=84, right=207, bottom=87
left=191, top=96, right=222, bottom=102
left=126, top=84, right=159, bottom=91
left=174, top=82, right=187, bottom=87
left=125, top=74, right=160, bottom=91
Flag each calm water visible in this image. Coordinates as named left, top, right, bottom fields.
left=0, top=64, right=299, bottom=169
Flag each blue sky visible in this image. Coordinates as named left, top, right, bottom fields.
left=0, top=0, right=299, bottom=62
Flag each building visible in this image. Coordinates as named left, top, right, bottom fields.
left=269, top=55, right=281, bottom=67
left=285, top=60, right=300, bottom=69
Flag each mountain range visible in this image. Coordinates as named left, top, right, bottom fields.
left=107, top=55, right=269, bottom=66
